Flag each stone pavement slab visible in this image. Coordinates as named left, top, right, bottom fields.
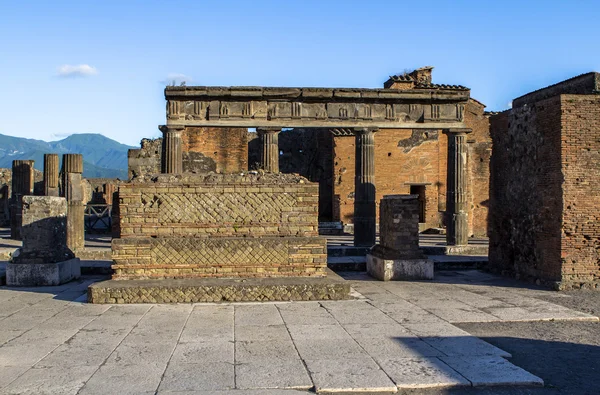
left=3, top=270, right=596, bottom=392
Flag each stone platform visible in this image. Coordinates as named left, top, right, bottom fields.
left=88, top=269, right=350, bottom=303
left=6, top=258, right=81, bottom=287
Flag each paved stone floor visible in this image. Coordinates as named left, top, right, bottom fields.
left=0, top=271, right=597, bottom=394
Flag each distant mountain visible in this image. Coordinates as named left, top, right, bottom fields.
left=0, top=133, right=135, bottom=179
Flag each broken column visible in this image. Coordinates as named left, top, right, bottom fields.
left=367, top=195, right=433, bottom=280
left=354, top=128, right=377, bottom=247
left=62, top=154, right=85, bottom=251
left=10, top=160, right=35, bottom=240
left=6, top=196, right=80, bottom=286
left=443, top=128, right=471, bottom=246
left=43, top=153, right=59, bottom=196
left=257, top=127, right=281, bottom=172
left=159, top=125, right=184, bottom=174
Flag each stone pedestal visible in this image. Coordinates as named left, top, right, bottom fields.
left=257, top=128, right=281, bottom=173
left=367, top=195, right=433, bottom=281
left=10, top=160, right=35, bottom=240
left=160, top=125, right=184, bottom=174
left=354, top=128, right=377, bottom=247
left=43, top=153, right=59, bottom=196
left=6, top=196, right=80, bottom=286
left=443, top=128, right=471, bottom=246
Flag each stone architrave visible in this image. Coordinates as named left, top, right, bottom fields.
left=443, top=128, right=471, bottom=246
left=367, top=195, right=433, bottom=280
left=10, top=160, right=35, bottom=240
left=6, top=196, right=80, bottom=286
left=256, top=128, right=281, bottom=173
left=354, top=128, right=377, bottom=247
left=159, top=125, right=184, bottom=174
left=43, top=154, right=60, bottom=197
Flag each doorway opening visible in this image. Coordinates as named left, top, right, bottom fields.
left=409, top=185, right=426, bottom=223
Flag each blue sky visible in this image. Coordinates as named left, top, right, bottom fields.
left=1, top=0, right=599, bottom=146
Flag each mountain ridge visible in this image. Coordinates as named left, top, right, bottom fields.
left=0, top=133, right=135, bottom=179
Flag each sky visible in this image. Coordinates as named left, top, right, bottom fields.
left=1, top=0, right=599, bottom=147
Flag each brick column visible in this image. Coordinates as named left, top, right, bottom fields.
left=354, top=128, right=377, bottom=247
left=256, top=128, right=281, bottom=173
left=443, top=128, right=471, bottom=246
left=159, top=125, right=184, bottom=174
left=10, top=160, right=35, bottom=240
left=62, top=154, right=85, bottom=251
left=43, top=154, right=59, bottom=196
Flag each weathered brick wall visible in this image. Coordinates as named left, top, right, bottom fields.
left=559, top=95, right=600, bottom=287
left=489, top=97, right=565, bottom=284
left=128, top=127, right=248, bottom=179
left=112, top=173, right=326, bottom=279
left=372, top=195, right=423, bottom=259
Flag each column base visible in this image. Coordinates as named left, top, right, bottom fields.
left=366, top=253, right=433, bottom=281
left=6, top=258, right=81, bottom=286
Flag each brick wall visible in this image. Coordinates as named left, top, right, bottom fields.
left=128, top=127, right=248, bottom=179
left=559, top=95, right=600, bottom=287
left=489, top=96, right=574, bottom=286
left=112, top=173, right=326, bottom=279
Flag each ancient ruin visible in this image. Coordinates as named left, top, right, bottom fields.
left=489, top=72, right=600, bottom=289
left=6, top=196, right=80, bottom=286
left=367, top=194, right=433, bottom=280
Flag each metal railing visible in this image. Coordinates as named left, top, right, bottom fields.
left=85, top=204, right=112, bottom=233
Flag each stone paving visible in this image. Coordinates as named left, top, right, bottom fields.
left=0, top=271, right=597, bottom=394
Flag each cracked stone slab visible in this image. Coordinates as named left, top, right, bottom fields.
left=304, top=358, right=397, bottom=393
left=157, top=361, right=235, bottom=392
left=378, top=357, right=470, bottom=388
left=421, top=336, right=512, bottom=358
left=440, top=356, right=544, bottom=387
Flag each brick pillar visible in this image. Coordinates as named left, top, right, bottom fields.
left=443, top=128, right=471, bottom=246
left=256, top=128, right=281, bottom=173
left=62, top=154, right=85, bottom=251
left=159, top=125, right=184, bottom=174
left=43, top=154, right=60, bottom=197
left=354, top=128, right=377, bottom=247
left=10, top=160, right=35, bottom=239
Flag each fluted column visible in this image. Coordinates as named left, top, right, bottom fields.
left=43, top=154, right=59, bottom=196
left=256, top=128, right=281, bottom=173
left=443, top=128, right=471, bottom=246
left=159, top=125, right=184, bottom=174
left=10, top=160, right=34, bottom=240
left=354, top=128, right=377, bottom=247
left=61, top=154, right=85, bottom=250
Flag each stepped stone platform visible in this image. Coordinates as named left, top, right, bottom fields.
left=88, top=269, right=350, bottom=303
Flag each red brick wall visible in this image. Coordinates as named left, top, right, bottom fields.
left=559, top=95, right=600, bottom=287
left=183, top=127, right=248, bottom=173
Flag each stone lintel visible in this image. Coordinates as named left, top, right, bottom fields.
left=158, top=124, right=185, bottom=133
left=166, top=120, right=467, bottom=129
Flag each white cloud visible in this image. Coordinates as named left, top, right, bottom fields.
left=57, top=64, right=98, bottom=78
left=162, top=72, right=192, bottom=85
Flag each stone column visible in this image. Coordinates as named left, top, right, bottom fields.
left=43, top=154, right=60, bottom=196
left=10, top=160, right=35, bottom=239
left=354, top=128, right=377, bottom=247
left=256, top=128, right=281, bottom=173
left=443, top=128, right=471, bottom=246
left=62, top=154, right=85, bottom=251
left=159, top=125, right=184, bottom=174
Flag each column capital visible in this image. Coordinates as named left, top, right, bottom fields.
left=443, top=128, right=472, bottom=135
left=159, top=125, right=185, bottom=134
left=256, top=127, right=281, bottom=135
left=354, top=127, right=378, bottom=135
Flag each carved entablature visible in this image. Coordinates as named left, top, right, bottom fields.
left=164, top=86, right=469, bottom=129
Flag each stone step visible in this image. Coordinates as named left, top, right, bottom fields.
left=328, top=256, right=367, bottom=271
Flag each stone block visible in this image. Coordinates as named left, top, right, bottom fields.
left=367, top=253, right=433, bottom=281
left=6, top=258, right=81, bottom=286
